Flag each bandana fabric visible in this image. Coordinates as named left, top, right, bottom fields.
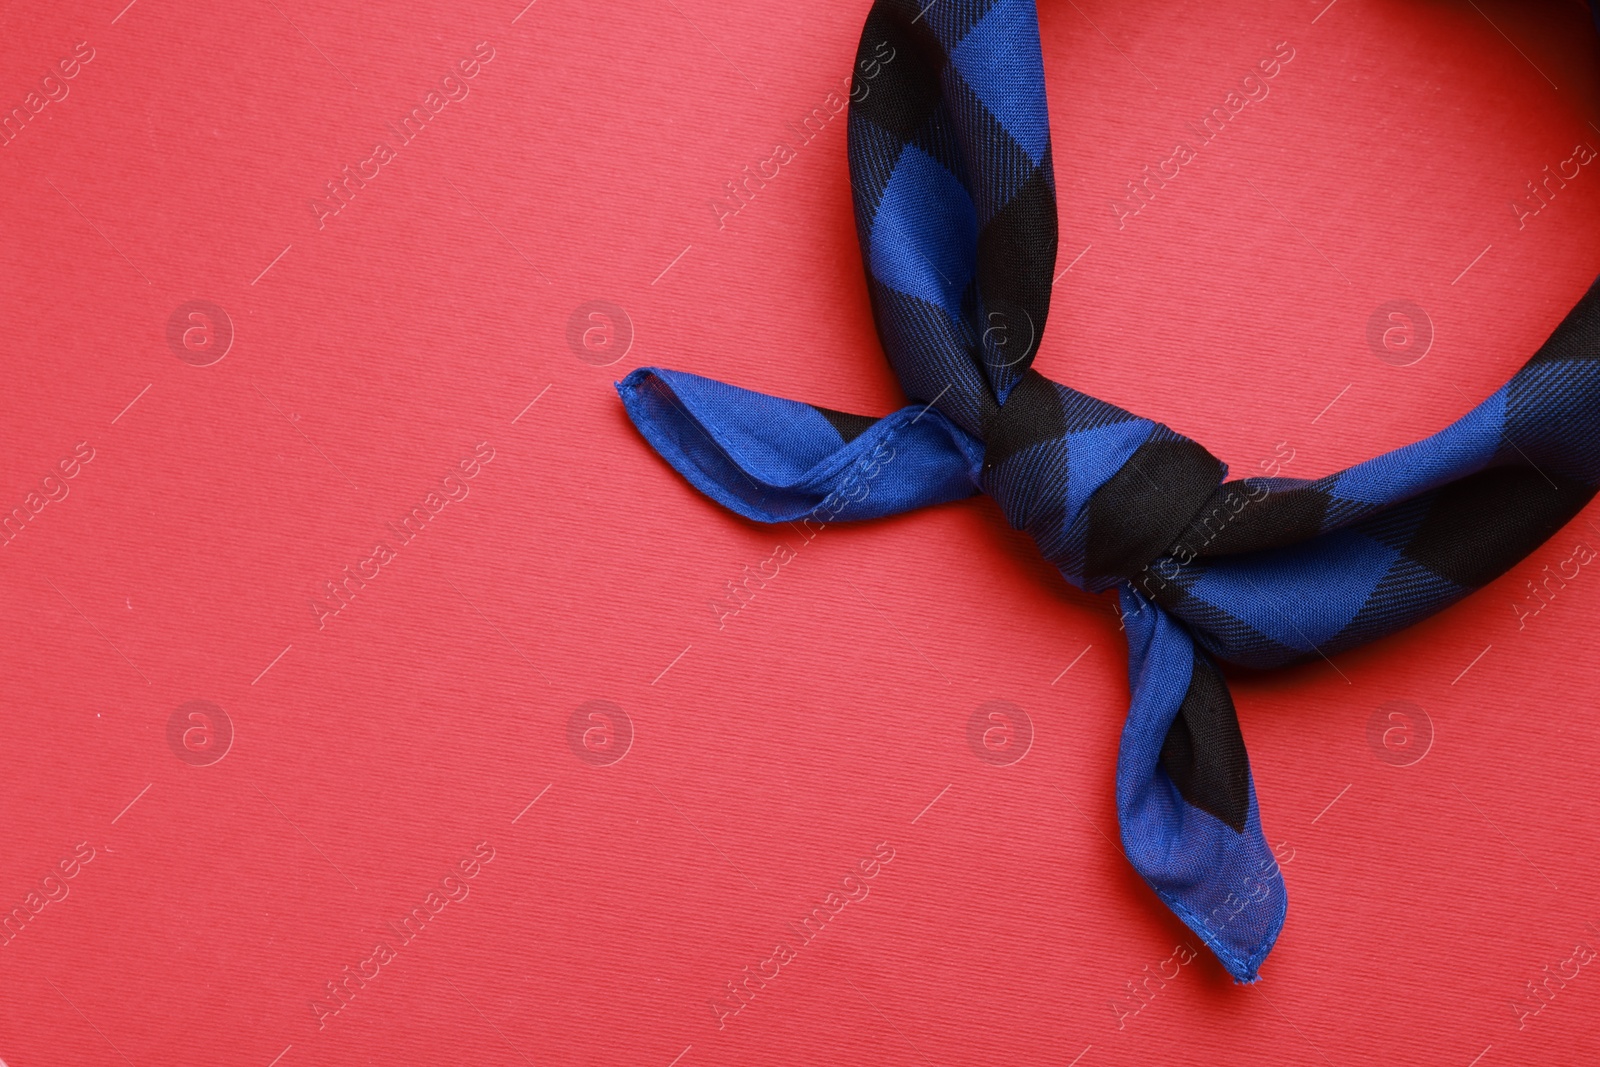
left=616, top=0, right=1600, bottom=981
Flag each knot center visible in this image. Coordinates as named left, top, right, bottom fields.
left=978, top=369, right=1225, bottom=591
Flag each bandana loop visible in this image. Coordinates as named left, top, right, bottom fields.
left=616, top=0, right=1600, bottom=982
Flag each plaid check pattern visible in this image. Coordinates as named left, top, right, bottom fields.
left=616, top=0, right=1600, bottom=982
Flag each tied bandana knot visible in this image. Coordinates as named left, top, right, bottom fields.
left=974, top=368, right=1226, bottom=596
left=615, top=0, right=1600, bottom=982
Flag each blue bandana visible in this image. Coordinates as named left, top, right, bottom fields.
left=617, top=0, right=1600, bottom=981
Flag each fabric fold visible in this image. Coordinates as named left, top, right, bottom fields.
left=616, top=367, right=984, bottom=525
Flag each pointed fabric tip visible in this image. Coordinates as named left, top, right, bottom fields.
left=615, top=367, right=983, bottom=525
left=1116, top=586, right=1288, bottom=984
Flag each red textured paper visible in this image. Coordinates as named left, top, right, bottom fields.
left=2, top=1, right=1599, bottom=1064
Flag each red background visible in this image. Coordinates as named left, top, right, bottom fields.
left=2, top=0, right=1599, bottom=1064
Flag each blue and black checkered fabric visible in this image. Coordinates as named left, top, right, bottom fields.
left=617, top=0, right=1600, bottom=982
